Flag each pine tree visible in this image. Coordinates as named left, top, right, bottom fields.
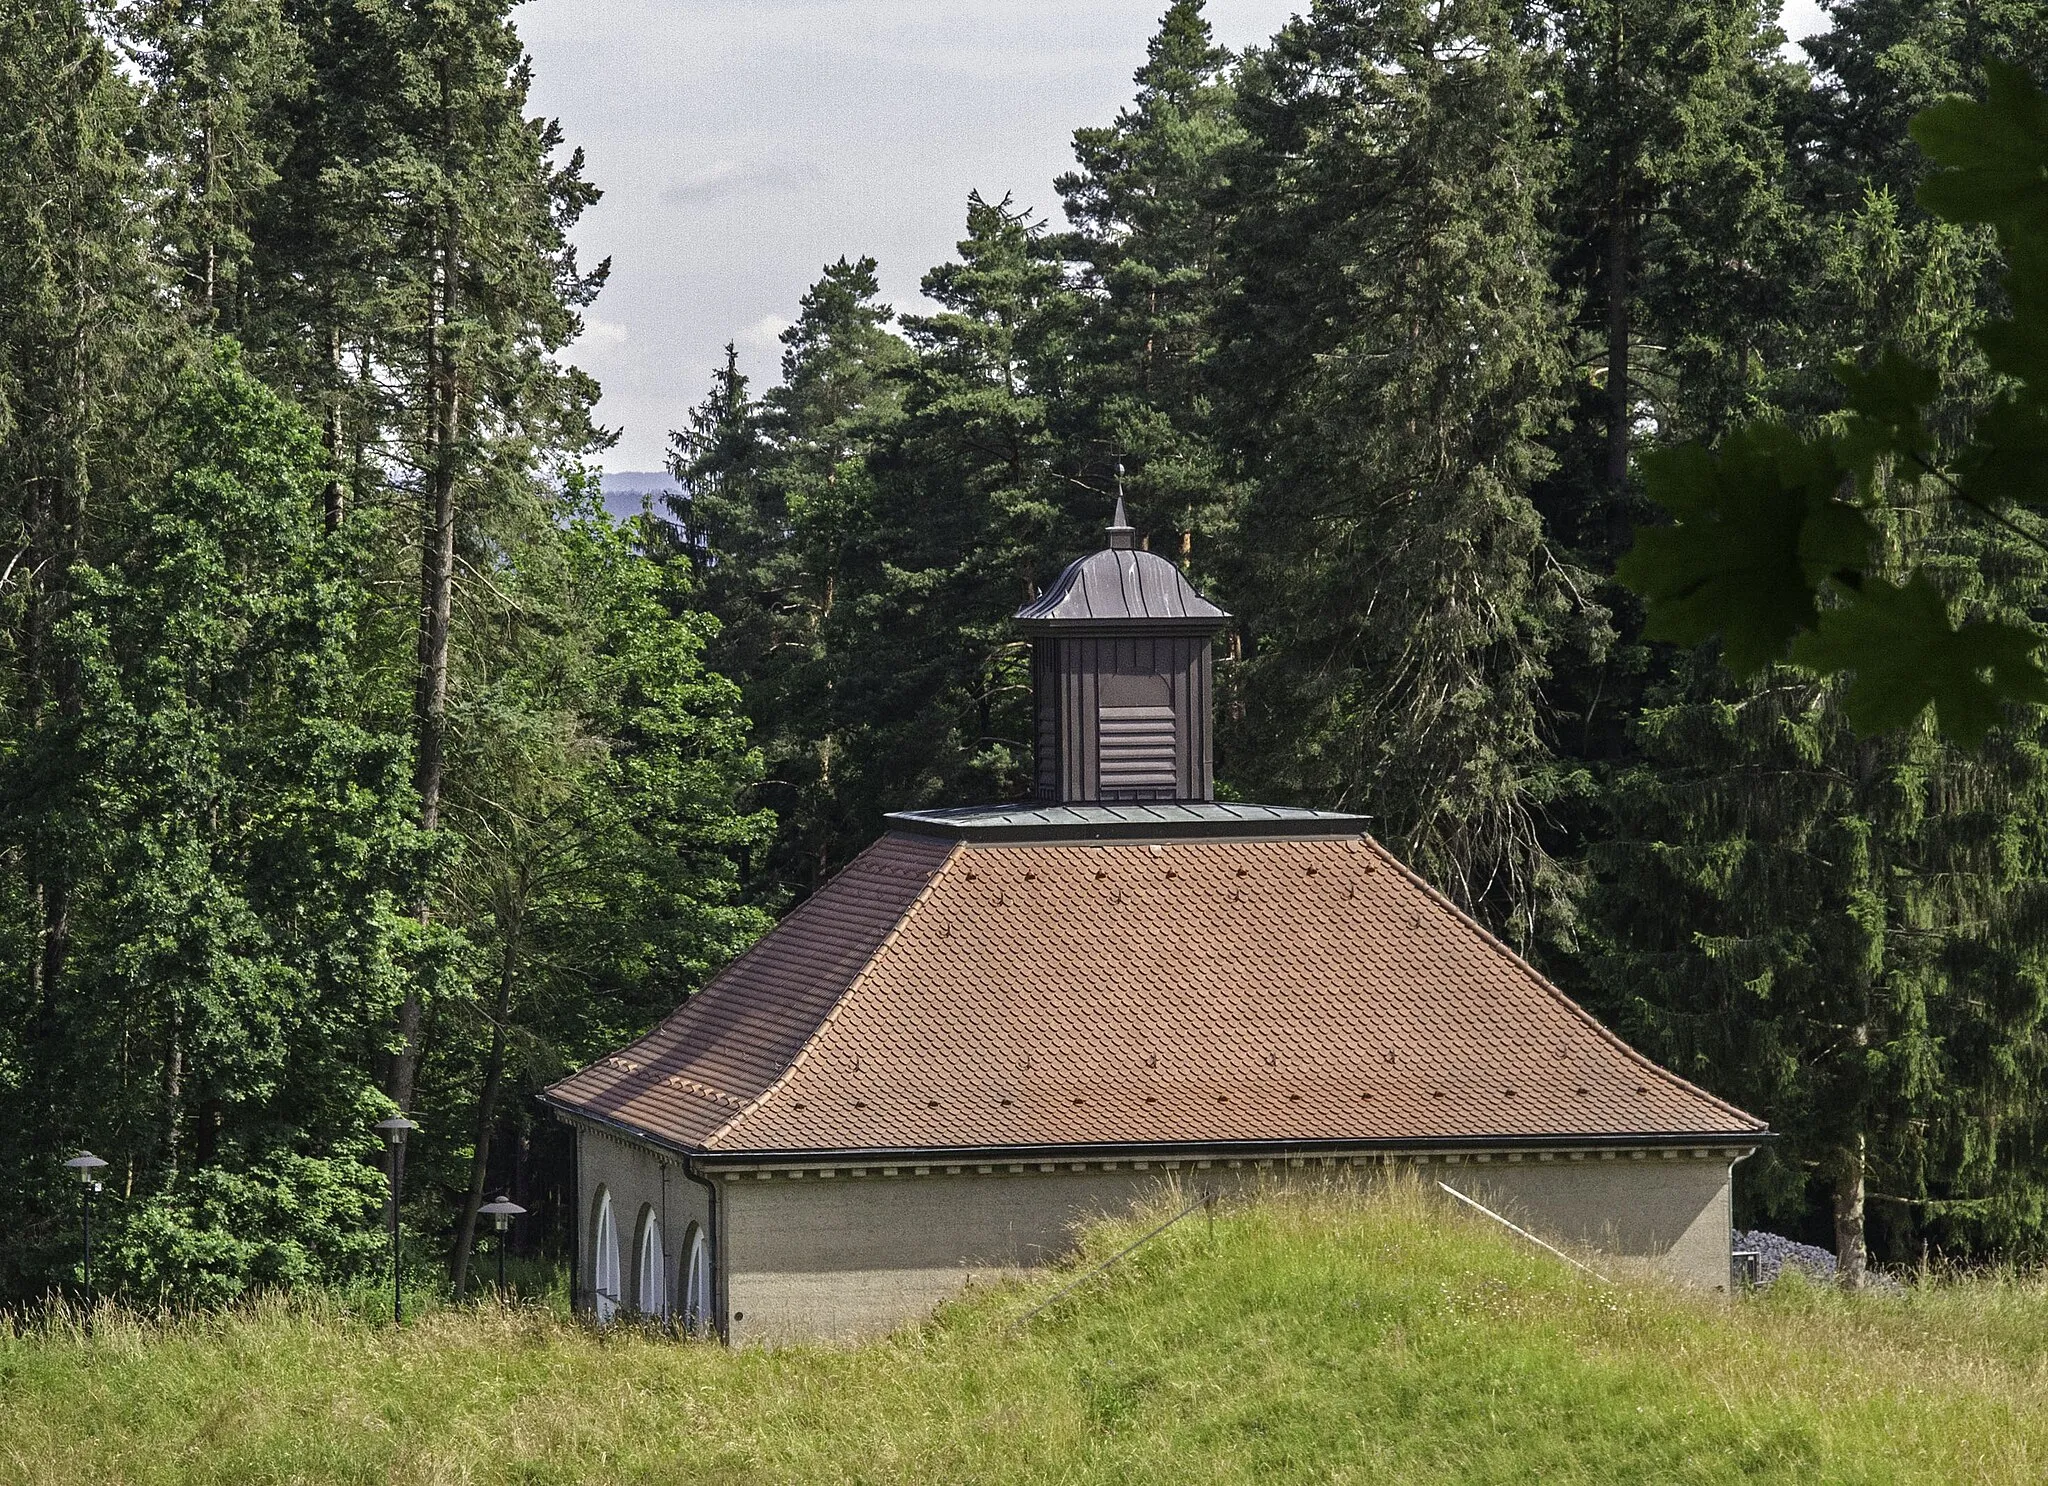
left=1055, top=0, right=1242, bottom=559
left=1210, top=0, right=1580, bottom=945
left=254, top=0, right=611, bottom=1134
left=873, top=194, right=1084, bottom=809
left=672, top=263, right=913, bottom=893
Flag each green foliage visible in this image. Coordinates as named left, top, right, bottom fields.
left=1792, top=574, right=2048, bottom=739
left=106, top=1148, right=388, bottom=1309
left=1618, top=428, right=1878, bottom=675
left=0, top=341, right=421, bottom=1300
left=10, top=1189, right=2048, bottom=1482
left=1596, top=44, right=2048, bottom=1277
left=1619, top=61, right=2048, bottom=747
left=1211, top=0, right=1582, bottom=943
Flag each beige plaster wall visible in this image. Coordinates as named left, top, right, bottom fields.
left=1433, top=1152, right=1733, bottom=1293
left=574, top=1126, right=712, bottom=1319
left=717, top=1152, right=1739, bottom=1345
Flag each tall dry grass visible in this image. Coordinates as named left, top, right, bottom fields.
left=4, top=1177, right=2046, bottom=1484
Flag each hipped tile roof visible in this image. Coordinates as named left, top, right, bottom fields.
left=545, top=831, right=1763, bottom=1155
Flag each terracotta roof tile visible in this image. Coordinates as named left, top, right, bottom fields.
left=546, top=831, right=1763, bottom=1154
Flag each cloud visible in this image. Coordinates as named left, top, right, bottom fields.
left=742, top=315, right=794, bottom=349
left=576, top=316, right=630, bottom=347
left=662, top=157, right=827, bottom=206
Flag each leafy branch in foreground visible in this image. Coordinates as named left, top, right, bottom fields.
left=1617, top=61, right=2048, bottom=747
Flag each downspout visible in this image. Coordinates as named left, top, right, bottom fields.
left=569, top=1127, right=581, bottom=1316
left=679, top=1152, right=726, bottom=1344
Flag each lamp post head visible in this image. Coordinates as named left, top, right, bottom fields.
left=480, top=1196, right=526, bottom=1233
left=64, top=1151, right=107, bottom=1189
left=374, top=1116, right=419, bottom=1147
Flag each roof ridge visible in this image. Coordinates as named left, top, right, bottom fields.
left=1361, top=838, right=1764, bottom=1131
left=701, top=840, right=965, bottom=1149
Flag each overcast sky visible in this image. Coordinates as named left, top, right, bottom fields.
left=519, top=0, right=1833, bottom=473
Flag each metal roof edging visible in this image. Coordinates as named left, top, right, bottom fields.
left=693, top=1129, right=1774, bottom=1166
left=882, top=817, right=1373, bottom=845
left=543, top=1101, right=1769, bottom=1169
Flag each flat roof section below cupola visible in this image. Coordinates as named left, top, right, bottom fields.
left=886, top=801, right=1371, bottom=844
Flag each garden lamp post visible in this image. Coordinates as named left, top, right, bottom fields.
left=62, top=1151, right=107, bottom=1304
left=375, top=1116, right=419, bottom=1324
left=479, top=1195, right=526, bottom=1296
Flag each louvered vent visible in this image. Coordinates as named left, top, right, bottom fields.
left=1098, top=705, right=1177, bottom=797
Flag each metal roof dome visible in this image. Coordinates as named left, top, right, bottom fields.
left=1014, top=499, right=1228, bottom=631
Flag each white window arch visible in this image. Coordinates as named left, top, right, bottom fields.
left=591, top=1188, right=621, bottom=1323
left=636, top=1210, right=667, bottom=1319
left=680, top=1223, right=711, bottom=1335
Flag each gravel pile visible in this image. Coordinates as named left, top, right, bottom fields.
left=1733, top=1230, right=1837, bottom=1286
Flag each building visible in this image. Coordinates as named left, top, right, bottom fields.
left=543, top=507, right=1766, bottom=1343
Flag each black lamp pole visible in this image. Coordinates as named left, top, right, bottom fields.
left=480, top=1195, right=526, bottom=1297
left=375, top=1117, right=419, bottom=1324
left=63, top=1151, right=107, bottom=1307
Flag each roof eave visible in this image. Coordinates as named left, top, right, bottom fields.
left=696, top=1131, right=1771, bottom=1165
left=545, top=1100, right=1770, bottom=1165
left=1013, top=616, right=1227, bottom=636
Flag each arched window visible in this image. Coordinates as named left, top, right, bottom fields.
left=680, top=1223, right=711, bottom=1335
left=636, top=1210, right=667, bottom=1319
left=591, top=1189, right=621, bottom=1323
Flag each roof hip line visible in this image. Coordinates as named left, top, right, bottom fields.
left=698, top=840, right=966, bottom=1150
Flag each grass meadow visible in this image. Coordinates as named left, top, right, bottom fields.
left=5, top=1180, right=2048, bottom=1484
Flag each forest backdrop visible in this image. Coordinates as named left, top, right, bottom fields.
left=4, top=0, right=2047, bottom=1302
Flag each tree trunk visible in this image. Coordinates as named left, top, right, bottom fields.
left=390, top=85, right=463, bottom=1122
left=323, top=328, right=346, bottom=531
left=1834, top=1136, right=1867, bottom=1289
left=163, top=1004, right=184, bottom=1186
left=1604, top=183, right=1631, bottom=508
left=450, top=903, right=519, bottom=1299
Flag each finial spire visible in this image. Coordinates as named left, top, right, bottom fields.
left=1107, top=465, right=1134, bottom=550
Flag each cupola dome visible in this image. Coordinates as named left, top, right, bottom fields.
left=1015, top=501, right=1230, bottom=804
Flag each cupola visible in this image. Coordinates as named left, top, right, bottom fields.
left=1014, top=501, right=1229, bottom=803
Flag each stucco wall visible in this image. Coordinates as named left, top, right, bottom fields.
left=1435, top=1152, right=1733, bottom=1292
left=714, top=1151, right=1741, bottom=1345
left=574, top=1126, right=713, bottom=1320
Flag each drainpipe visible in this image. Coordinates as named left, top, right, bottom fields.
left=569, top=1128, right=581, bottom=1317
left=679, top=1152, right=726, bottom=1344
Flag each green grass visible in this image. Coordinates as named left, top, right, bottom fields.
left=6, top=1179, right=2048, bottom=1484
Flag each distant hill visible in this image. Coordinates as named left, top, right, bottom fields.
left=598, top=470, right=677, bottom=522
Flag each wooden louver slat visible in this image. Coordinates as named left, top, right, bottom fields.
left=1099, top=704, right=1177, bottom=791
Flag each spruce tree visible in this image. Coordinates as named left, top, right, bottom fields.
left=1595, top=38, right=2048, bottom=1278
left=1541, top=0, right=1808, bottom=549
left=1211, top=0, right=1580, bottom=945
left=130, top=0, right=305, bottom=328
left=1802, top=0, right=2048, bottom=208
left=0, top=0, right=174, bottom=1280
